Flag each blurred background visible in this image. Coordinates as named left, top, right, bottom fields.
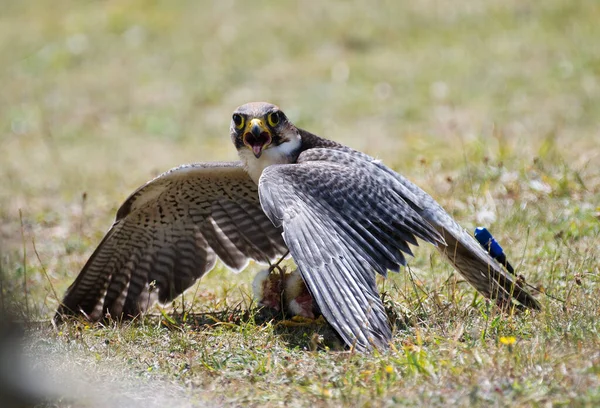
left=1, top=0, right=598, bottom=316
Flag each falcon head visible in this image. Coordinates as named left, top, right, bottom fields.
left=230, top=102, right=302, bottom=181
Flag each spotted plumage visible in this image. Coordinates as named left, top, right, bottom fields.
left=56, top=102, right=539, bottom=352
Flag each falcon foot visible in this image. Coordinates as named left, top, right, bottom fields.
left=278, top=315, right=327, bottom=327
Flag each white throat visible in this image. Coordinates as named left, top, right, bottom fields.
left=239, top=137, right=301, bottom=184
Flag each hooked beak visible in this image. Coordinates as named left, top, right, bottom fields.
left=243, top=118, right=272, bottom=158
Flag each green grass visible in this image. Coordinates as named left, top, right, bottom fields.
left=1, top=0, right=599, bottom=406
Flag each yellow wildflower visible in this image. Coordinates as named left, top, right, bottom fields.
left=499, top=336, right=516, bottom=345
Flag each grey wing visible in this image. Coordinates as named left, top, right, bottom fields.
left=56, top=162, right=287, bottom=321
left=258, top=149, right=445, bottom=351
left=408, top=191, right=540, bottom=309
left=351, top=151, right=541, bottom=310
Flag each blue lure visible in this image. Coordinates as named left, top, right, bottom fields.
left=474, top=227, right=515, bottom=275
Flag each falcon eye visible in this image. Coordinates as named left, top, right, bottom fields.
left=232, top=114, right=244, bottom=129
left=267, top=111, right=281, bottom=127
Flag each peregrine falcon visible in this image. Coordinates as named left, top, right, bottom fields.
left=55, top=102, right=540, bottom=352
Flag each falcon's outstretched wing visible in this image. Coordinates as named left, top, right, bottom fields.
left=56, top=162, right=287, bottom=321
left=258, top=148, right=445, bottom=351
left=325, top=147, right=541, bottom=311
left=364, top=159, right=541, bottom=310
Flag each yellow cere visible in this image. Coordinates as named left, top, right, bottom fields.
left=249, top=118, right=265, bottom=130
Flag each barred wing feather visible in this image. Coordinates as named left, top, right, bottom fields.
left=55, top=162, right=287, bottom=321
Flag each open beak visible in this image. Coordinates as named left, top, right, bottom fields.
left=243, top=118, right=272, bottom=158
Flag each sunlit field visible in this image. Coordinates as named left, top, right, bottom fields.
left=1, top=0, right=599, bottom=406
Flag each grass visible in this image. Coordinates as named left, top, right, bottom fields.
left=1, top=0, right=599, bottom=406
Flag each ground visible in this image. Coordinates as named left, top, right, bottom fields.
left=1, top=0, right=599, bottom=406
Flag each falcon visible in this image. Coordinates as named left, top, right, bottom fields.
left=55, top=102, right=540, bottom=351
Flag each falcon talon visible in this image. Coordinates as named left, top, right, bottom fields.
left=313, top=315, right=327, bottom=325
left=277, top=320, right=306, bottom=328
left=290, top=315, right=314, bottom=324
left=55, top=102, right=540, bottom=353
left=278, top=315, right=323, bottom=328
